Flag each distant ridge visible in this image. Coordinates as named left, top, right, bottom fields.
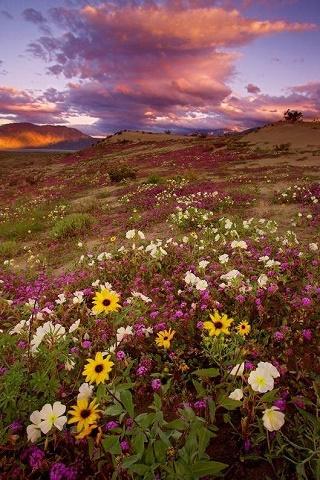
left=0, top=122, right=99, bottom=150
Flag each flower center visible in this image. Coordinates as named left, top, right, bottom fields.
left=214, top=321, right=223, bottom=329
left=103, top=299, right=111, bottom=306
left=80, top=409, right=91, bottom=419
left=95, top=364, right=104, bottom=373
left=163, top=335, right=169, bottom=340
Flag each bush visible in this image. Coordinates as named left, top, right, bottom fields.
left=145, top=174, right=165, bottom=185
left=107, top=163, right=137, bottom=183
left=51, top=213, right=94, bottom=239
left=0, top=240, right=18, bottom=258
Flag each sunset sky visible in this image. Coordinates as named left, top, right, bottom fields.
left=0, top=0, right=319, bottom=135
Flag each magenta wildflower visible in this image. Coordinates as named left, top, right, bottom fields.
left=151, top=379, right=162, bottom=391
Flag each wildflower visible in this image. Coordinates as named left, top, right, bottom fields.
left=273, top=331, right=285, bottom=342
left=69, top=319, right=80, bottom=333
left=229, top=388, right=244, bottom=401
left=258, top=274, right=268, bottom=288
left=55, top=293, right=66, bottom=305
left=230, top=363, right=245, bottom=376
left=309, top=242, right=318, bottom=251
left=120, top=440, right=130, bottom=453
left=116, top=325, right=133, bottom=344
left=273, top=399, right=286, bottom=411
left=38, top=402, right=67, bottom=434
left=236, top=321, right=251, bottom=336
left=218, top=254, right=229, bottom=264
left=77, top=383, right=94, bottom=401
left=262, top=407, right=285, bottom=432
left=92, top=288, right=121, bottom=315
left=231, top=240, right=247, bottom=249
left=82, top=352, right=114, bottom=384
left=27, top=411, right=42, bottom=443
left=72, top=291, right=84, bottom=304
left=257, top=362, right=280, bottom=379
left=248, top=368, right=274, bottom=393
left=155, top=328, right=175, bottom=349
left=203, top=311, right=233, bottom=336
left=199, top=260, right=209, bottom=269
left=28, top=446, right=45, bottom=470
left=82, top=339, right=91, bottom=349
left=302, top=329, right=312, bottom=341
left=68, top=398, right=100, bottom=433
left=194, top=400, right=207, bottom=410
left=116, top=350, right=126, bottom=360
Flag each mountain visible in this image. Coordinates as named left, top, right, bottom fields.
left=0, top=122, right=99, bottom=150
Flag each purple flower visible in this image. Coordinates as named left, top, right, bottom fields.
left=0, top=366, right=7, bottom=376
left=174, top=310, right=184, bottom=319
left=196, top=321, right=203, bottom=330
left=81, top=340, right=91, bottom=349
left=120, top=440, right=130, bottom=453
left=9, top=420, right=23, bottom=433
left=302, top=328, right=313, bottom=341
left=136, top=365, right=148, bottom=376
left=244, top=361, right=255, bottom=371
left=50, top=462, right=77, bottom=480
left=29, top=446, right=45, bottom=470
left=116, top=350, right=126, bottom=360
left=273, top=331, right=285, bottom=342
left=301, top=297, right=312, bottom=307
left=244, top=439, right=251, bottom=452
left=105, top=421, right=119, bottom=431
left=194, top=399, right=207, bottom=410
left=151, top=379, right=162, bottom=391
left=235, top=294, right=245, bottom=304
left=273, top=399, right=286, bottom=411
left=17, top=340, right=28, bottom=349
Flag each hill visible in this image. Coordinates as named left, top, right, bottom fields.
left=239, top=121, right=320, bottom=150
left=0, top=122, right=98, bottom=150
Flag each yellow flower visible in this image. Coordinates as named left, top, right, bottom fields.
left=155, top=328, right=175, bottom=349
left=82, top=352, right=114, bottom=385
left=203, top=311, right=233, bottom=336
left=236, top=321, right=251, bottom=336
left=92, top=289, right=121, bottom=315
left=110, top=236, right=117, bottom=242
left=68, top=398, right=100, bottom=433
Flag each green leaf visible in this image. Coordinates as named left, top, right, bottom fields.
left=192, top=368, right=219, bottom=378
left=105, top=404, right=123, bottom=416
left=102, top=435, right=121, bottom=455
left=197, top=427, right=212, bottom=458
left=260, top=389, right=279, bottom=404
left=130, top=464, right=150, bottom=475
left=219, top=396, right=242, bottom=410
left=153, top=393, right=162, bottom=409
left=120, top=389, right=134, bottom=418
left=190, top=460, right=228, bottom=477
left=132, top=431, right=145, bottom=457
left=135, top=412, right=155, bottom=428
left=166, top=419, right=186, bottom=430
left=192, top=379, right=206, bottom=396
left=122, top=454, right=141, bottom=468
left=154, top=439, right=167, bottom=462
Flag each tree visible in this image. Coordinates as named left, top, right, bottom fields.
left=283, top=109, right=303, bottom=123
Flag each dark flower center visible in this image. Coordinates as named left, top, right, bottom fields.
left=103, top=299, right=111, bottom=306
left=80, top=409, right=91, bottom=419
left=214, top=321, right=223, bottom=329
left=241, top=325, right=246, bottom=329
left=95, top=364, right=104, bottom=373
left=163, top=335, right=169, bottom=340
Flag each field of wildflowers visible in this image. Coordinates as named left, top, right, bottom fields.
left=0, top=133, right=319, bottom=479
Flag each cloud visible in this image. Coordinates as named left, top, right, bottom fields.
left=1, top=10, right=13, bottom=20
left=0, top=86, right=64, bottom=124
left=22, top=8, right=47, bottom=24
left=246, top=83, right=261, bottom=94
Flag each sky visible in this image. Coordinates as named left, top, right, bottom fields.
left=0, top=0, right=319, bottom=135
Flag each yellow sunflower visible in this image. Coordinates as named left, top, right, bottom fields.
left=203, top=311, right=233, bottom=336
left=68, top=398, right=100, bottom=433
left=155, top=328, right=175, bottom=349
left=82, top=352, right=114, bottom=385
left=92, top=288, right=121, bottom=315
left=236, top=321, right=251, bottom=336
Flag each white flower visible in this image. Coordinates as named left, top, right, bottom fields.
left=92, top=279, right=100, bottom=287
left=64, top=356, right=75, bottom=371
left=219, top=254, right=229, bottom=264
left=10, top=319, right=30, bottom=335
left=198, top=260, right=209, bottom=270
left=131, top=291, right=152, bottom=303
left=126, top=229, right=136, bottom=239
left=309, top=243, right=318, bottom=252
left=195, top=279, right=208, bottom=291
left=225, top=219, right=232, bottom=229
left=184, top=271, right=197, bottom=285
left=38, top=402, right=67, bottom=434
left=116, top=325, right=133, bottom=344
left=137, top=230, right=145, bottom=239
left=97, top=252, right=112, bottom=261
left=262, top=407, right=285, bottom=432
left=257, top=361, right=280, bottom=379
left=248, top=367, right=274, bottom=393
left=72, top=291, right=84, bottom=304
left=258, top=274, right=268, bottom=288
left=27, top=410, right=42, bottom=442
left=229, top=388, right=243, bottom=401
left=77, top=382, right=94, bottom=401
left=220, top=269, right=242, bottom=282
left=77, top=242, right=83, bottom=247
left=69, top=319, right=80, bottom=333
left=230, top=363, right=245, bottom=376
left=231, top=240, right=247, bottom=249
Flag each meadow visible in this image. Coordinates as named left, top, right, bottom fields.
left=0, top=128, right=319, bottom=479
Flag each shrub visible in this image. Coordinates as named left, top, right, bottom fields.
left=284, top=109, right=303, bottom=122
left=107, top=163, right=137, bottom=183
left=0, top=218, right=44, bottom=240
left=0, top=240, right=18, bottom=258
left=145, top=174, right=165, bottom=185
left=51, top=213, right=94, bottom=239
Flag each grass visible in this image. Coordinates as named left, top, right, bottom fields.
left=0, top=239, right=19, bottom=258
left=51, top=213, right=94, bottom=239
